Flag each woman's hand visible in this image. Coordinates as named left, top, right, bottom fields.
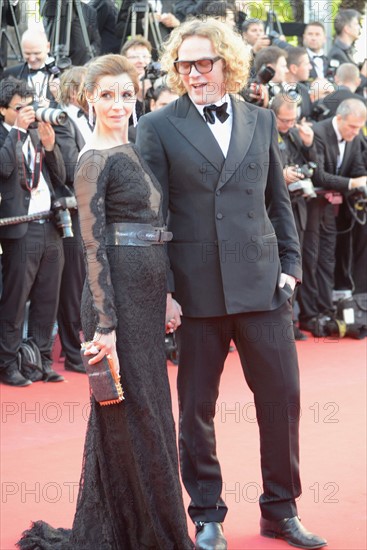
left=166, top=293, right=182, bottom=333
left=83, top=330, right=120, bottom=377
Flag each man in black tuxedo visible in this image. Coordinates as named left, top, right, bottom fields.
left=52, top=66, right=91, bottom=374
left=284, top=47, right=313, bottom=120
left=0, top=77, right=66, bottom=386
left=298, top=98, right=367, bottom=336
left=302, top=22, right=328, bottom=81
left=137, top=18, right=327, bottom=550
left=321, top=63, right=365, bottom=118
left=2, top=28, right=56, bottom=105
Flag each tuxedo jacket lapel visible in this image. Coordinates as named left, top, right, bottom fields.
left=217, top=98, right=258, bottom=191
left=167, top=95, right=224, bottom=172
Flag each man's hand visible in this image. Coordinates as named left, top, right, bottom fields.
left=37, top=121, right=55, bottom=151
left=283, top=165, right=303, bottom=185
left=14, top=105, right=36, bottom=130
left=279, top=273, right=297, bottom=291
left=295, top=118, right=314, bottom=147
left=166, top=293, right=182, bottom=333
left=155, top=12, right=180, bottom=28
left=350, top=175, right=367, bottom=189
left=252, top=35, right=271, bottom=53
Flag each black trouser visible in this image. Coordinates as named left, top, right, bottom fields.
left=176, top=301, right=301, bottom=524
left=57, top=213, right=85, bottom=367
left=298, top=197, right=336, bottom=322
left=0, top=221, right=64, bottom=370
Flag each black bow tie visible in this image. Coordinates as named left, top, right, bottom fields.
left=203, top=102, right=229, bottom=124
left=312, top=55, right=325, bottom=60
left=339, top=138, right=345, bottom=144
left=77, top=109, right=86, bottom=118
left=28, top=67, right=47, bottom=75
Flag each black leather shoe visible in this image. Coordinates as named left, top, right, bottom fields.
left=260, top=516, right=327, bottom=549
left=42, top=364, right=65, bottom=382
left=0, top=366, right=32, bottom=387
left=64, top=361, right=86, bottom=374
left=293, top=324, right=308, bottom=341
left=195, top=522, right=227, bottom=550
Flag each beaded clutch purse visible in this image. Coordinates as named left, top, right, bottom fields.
left=80, top=343, right=124, bottom=406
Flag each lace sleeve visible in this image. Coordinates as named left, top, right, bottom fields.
left=74, top=150, right=117, bottom=333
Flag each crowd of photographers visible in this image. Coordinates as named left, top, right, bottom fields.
left=0, top=0, right=366, bottom=386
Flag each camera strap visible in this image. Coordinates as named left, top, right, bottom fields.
left=16, top=131, right=43, bottom=192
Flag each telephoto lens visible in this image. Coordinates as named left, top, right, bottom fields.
left=34, top=107, right=68, bottom=125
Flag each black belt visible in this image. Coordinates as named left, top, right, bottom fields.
left=105, top=223, right=173, bottom=246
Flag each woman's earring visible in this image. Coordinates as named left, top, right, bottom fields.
left=132, top=104, right=138, bottom=128
left=88, top=103, right=94, bottom=127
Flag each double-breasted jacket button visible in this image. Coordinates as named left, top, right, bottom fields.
left=248, top=211, right=255, bottom=218
left=246, top=188, right=253, bottom=195
left=216, top=212, right=223, bottom=220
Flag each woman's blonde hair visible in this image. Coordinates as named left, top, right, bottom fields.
left=78, top=54, right=139, bottom=111
left=161, top=17, right=250, bottom=96
left=59, top=66, right=87, bottom=106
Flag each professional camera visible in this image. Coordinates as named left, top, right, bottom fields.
left=30, top=102, right=68, bottom=126
left=242, top=64, right=275, bottom=105
left=287, top=162, right=317, bottom=198
left=266, top=29, right=284, bottom=47
left=310, top=101, right=331, bottom=122
left=44, top=55, right=72, bottom=76
left=326, top=59, right=340, bottom=82
left=299, top=161, right=317, bottom=179
left=52, top=197, right=77, bottom=238
left=143, top=61, right=167, bottom=83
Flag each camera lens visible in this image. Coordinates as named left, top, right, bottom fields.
left=35, top=107, right=68, bottom=125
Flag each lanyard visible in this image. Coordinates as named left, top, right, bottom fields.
left=16, top=131, right=43, bottom=192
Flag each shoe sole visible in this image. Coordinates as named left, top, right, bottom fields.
left=261, top=531, right=327, bottom=549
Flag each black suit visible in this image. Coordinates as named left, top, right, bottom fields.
left=137, top=95, right=302, bottom=522
left=327, top=38, right=367, bottom=97
left=0, top=122, right=66, bottom=371
left=298, top=119, right=366, bottom=321
left=321, top=86, right=366, bottom=118
left=307, top=53, right=328, bottom=81
left=53, top=119, right=86, bottom=369
left=2, top=63, right=56, bottom=104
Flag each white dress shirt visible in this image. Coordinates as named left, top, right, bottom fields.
left=4, top=123, right=51, bottom=213
left=193, top=94, right=233, bottom=157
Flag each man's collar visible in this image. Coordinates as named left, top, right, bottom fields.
left=192, top=94, right=232, bottom=119
left=332, top=116, right=344, bottom=142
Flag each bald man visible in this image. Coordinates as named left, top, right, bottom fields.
left=2, top=28, right=55, bottom=104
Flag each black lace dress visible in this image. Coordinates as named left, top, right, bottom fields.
left=17, top=144, right=193, bottom=550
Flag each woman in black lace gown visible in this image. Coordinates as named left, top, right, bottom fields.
left=18, top=55, right=192, bottom=550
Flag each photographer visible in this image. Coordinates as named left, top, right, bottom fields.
left=271, top=95, right=318, bottom=339
left=328, top=8, right=367, bottom=97
left=284, top=47, right=313, bottom=120
left=120, top=35, right=153, bottom=123
left=0, top=77, right=66, bottom=386
left=302, top=22, right=328, bottom=81
left=321, top=63, right=365, bottom=118
left=52, top=66, right=91, bottom=374
left=250, top=46, right=288, bottom=104
left=298, top=98, right=367, bottom=337
left=2, top=28, right=57, bottom=105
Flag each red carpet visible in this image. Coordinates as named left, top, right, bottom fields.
left=1, top=335, right=366, bottom=549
